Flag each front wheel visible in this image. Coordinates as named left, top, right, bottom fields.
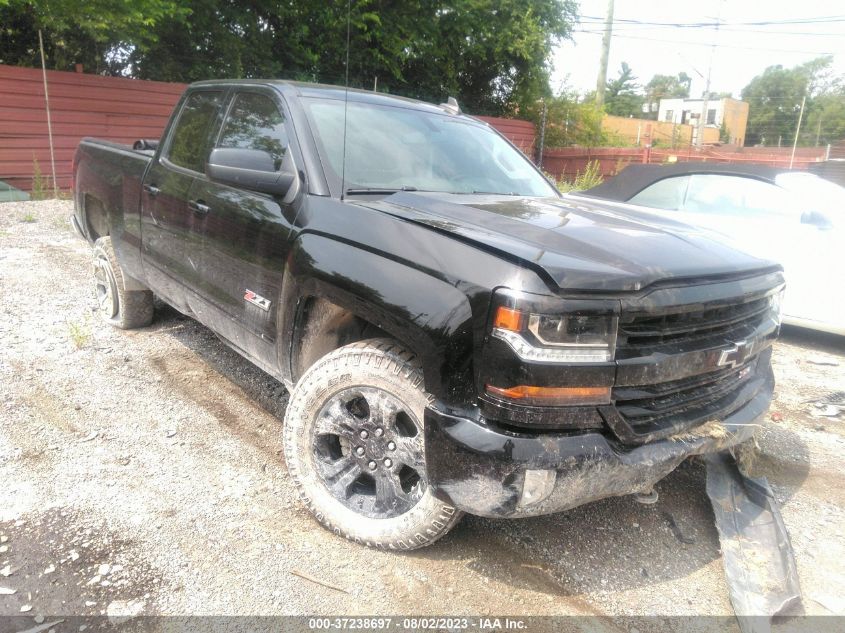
left=283, top=339, right=462, bottom=549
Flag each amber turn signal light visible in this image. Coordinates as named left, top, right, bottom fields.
left=493, top=306, right=524, bottom=332
left=486, top=384, right=611, bottom=406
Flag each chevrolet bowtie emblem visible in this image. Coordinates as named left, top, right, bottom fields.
left=717, top=340, right=752, bottom=368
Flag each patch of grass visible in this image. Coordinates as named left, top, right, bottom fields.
left=51, top=214, right=69, bottom=230
left=21, top=212, right=37, bottom=223
left=555, top=160, right=604, bottom=193
left=30, top=158, right=62, bottom=200
left=31, top=158, right=47, bottom=201
left=68, top=320, right=91, bottom=349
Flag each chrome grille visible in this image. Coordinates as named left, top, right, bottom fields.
left=617, top=296, right=771, bottom=356
left=613, top=360, right=757, bottom=430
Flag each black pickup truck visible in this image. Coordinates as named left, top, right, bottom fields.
left=73, top=80, right=784, bottom=550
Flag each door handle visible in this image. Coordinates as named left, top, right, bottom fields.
left=143, top=184, right=161, bottom=196
left=189, top=199, right=211, bottom=215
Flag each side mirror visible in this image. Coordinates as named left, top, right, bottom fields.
left=206, top=147, right=296, bottom=196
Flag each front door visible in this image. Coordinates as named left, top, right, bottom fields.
left=187, top=89, right=300, bottom=365
left=140, top=88, right=225, bottom=313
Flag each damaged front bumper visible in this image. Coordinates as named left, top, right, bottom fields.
left=424, top=365, right=774, bottom=518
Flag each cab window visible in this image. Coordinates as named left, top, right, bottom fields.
left=166, top=91, right=223, bottom=173
left=217, top=93, right=288, bottom=170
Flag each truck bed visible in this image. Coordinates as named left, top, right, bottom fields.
left=73, top=138, right=155, bottom=282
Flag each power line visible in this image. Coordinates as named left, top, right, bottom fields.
left=578, top=15, right=845, bottom=27
left=576, top=25, right=845, bottom=37
left=570, top=30, right=838, bottom=55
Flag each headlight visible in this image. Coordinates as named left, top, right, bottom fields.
left=484, top=292, right=618, bottom=407
left=528, top=314, right=617, bottom=349
left=769, top=288, right=785, bottom=326
left=491, top=305, right=618, bottom=363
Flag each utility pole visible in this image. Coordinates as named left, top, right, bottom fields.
left=695, top=0, right=725, bottom=147
left=789, top=94, right=806, bottom=169
left=595, top=0, right=614, bottom=108
left=696, top=9, right=721, bottom=148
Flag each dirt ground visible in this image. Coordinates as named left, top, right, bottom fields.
left=1, top=200, right=844, bottom=626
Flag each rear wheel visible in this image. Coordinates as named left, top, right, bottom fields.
left=92, top=237, right=154, bottom=329
left=283, top=339, right=462, bottom=549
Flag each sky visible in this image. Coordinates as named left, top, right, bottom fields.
left=551, top=0, right=845, bottom=98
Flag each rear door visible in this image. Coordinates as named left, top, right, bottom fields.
left=140, top=88, right=225, bottom=310
left=187, top=88, right=300, bottom=360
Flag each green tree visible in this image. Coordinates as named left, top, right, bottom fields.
left=804, top=92, right=845, bottom=147
left=531, top=95, right=605, bottom=147
left=0, top=0, right=189, bottom=73
left=741, top=56, right=841, bottom=146
left=643, top=72, right=691, bottom=119
left=603, top=62, right=644, bottom=118
left=0, top=0, right=578, bottom=115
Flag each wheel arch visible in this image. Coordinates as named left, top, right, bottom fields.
left=83, top=194, right=110, bottom=242
left=281, top=233, right=477, bottom=404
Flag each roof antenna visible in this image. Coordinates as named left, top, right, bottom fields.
left=340, top=0, right=352, bottom=201
left=440, top=96, right=461, bottom=115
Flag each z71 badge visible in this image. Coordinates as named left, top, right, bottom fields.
left=244, top=289, right=271, bottom=311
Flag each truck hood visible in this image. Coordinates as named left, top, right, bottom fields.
left=361, top=192, right=779, bottom=292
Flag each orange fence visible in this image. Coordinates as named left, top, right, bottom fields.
left=541, top=146, right=828, bottom=182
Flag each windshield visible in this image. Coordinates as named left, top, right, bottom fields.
left=303, top=98, right=557, bottom=197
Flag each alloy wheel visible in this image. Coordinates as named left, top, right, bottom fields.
left=93, top=256, right=119, bottom=319
left=310, top=386, right=426, bottom=519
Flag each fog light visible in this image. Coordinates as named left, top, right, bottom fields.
left=519, top=469, right=556, bottom=507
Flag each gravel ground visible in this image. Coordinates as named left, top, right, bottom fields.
left=1, top=200, right=844, bottom=626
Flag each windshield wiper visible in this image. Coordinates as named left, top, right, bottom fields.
left=345, top=186, right=419, bottom=195
left=471, top=189, right=518, bottom=196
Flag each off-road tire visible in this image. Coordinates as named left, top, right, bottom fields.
left=92, top=237, right=154, bottom=329
left=283, top=338, right=463, bottom=549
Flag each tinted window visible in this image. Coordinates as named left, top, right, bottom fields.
left=167, top=91, right=223, bottom=172
left=628, top=176, right=689, bottom=210
left=684, top=174, right=799, bottom=219
left=218, top=93, right=287, bottom=170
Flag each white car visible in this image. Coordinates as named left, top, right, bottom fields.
left=570, top=164, right=845, bottom=335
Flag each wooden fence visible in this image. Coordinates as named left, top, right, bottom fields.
left=0, top=64, right=186, bottom=192
left=475, top=116, right=536, bottom=155
left=0, top=65, right=538, bottom=193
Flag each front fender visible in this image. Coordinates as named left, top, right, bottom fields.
left=283, top=232, right=476, bottom=404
